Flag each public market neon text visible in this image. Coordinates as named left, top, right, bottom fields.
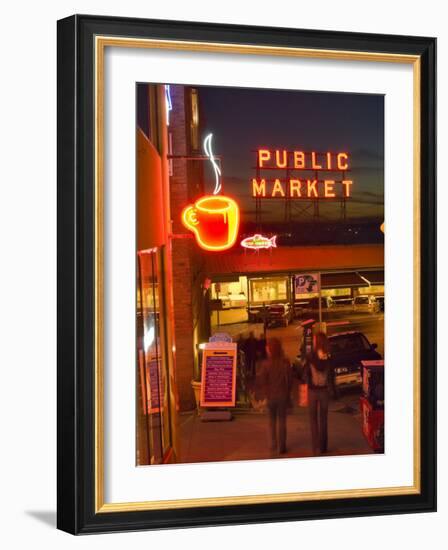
left=252, top=149, right=354, bottom=199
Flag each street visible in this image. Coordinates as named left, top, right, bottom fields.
left=178, top=309, right=384, bottom=464
left=179, top=391, right=373, bottom=464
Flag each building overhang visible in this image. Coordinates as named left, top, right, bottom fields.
left=204, top=244, right=384, bottom=280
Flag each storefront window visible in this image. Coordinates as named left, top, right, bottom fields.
left=249, top=276, right=288, bottom=304
left=358, top=285, right=385, bottom=295
left=321, top=287, right=352, bottom=297
left=210, top=276, right=248, bottom=326
left=136, top=249, right=171, bottom=465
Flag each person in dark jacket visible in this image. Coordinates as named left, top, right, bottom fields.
left=259, top=337, right=293, bottom=455
left=257, top=334, right=267, bottom=362
left=244, top=331, right=258, bottom=378
left=302, top=332, right=333, bottom=455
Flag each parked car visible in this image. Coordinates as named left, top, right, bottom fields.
left=294, top=330, right=382, bottom=395
left=293, top=300, right=311, bottom=318
left=331, top=296, right=354, bottom=307
left=266, top=303, right=292, bottom=327
left=353, top=295, right=379, bottom=313
left=328, top=331, right=382, bottom=392
left=313, top=296, right=334, bottom=309
left=375, top=295, right=385, bottom=312
left=293, top=296, right=335, bottom=318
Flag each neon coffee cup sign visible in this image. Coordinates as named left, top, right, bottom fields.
left=182, top=134, right=240, bottom=251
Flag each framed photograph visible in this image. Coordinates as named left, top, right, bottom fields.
left=57, top=15, right=436, bottom=534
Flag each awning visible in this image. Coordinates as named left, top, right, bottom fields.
left=210, top=274, right=241, bottom=283
left=321, top=272, right=369, bottom=289
left=204, top=244, right=384, bottom=278
left=358, top=270, right=384, bottom=285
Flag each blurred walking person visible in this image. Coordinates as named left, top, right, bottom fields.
left=257, top=332, right=267, bottom=362
left=259, top=337, right=293, bottom=455
left=302, top=332, right=333, bottom=455
left=244, top=331, right=258, bottom=378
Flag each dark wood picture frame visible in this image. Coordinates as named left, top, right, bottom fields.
left=57, top=14, right=436, bottom=534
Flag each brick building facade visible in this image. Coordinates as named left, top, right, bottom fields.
left=168, top=85, right=210, bottom=411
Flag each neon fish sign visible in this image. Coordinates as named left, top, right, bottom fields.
left=241, top=234, right=277, bottom=250
left=182, top=133, right=240, bottom=251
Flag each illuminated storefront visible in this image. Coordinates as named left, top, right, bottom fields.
left=206, top=244, right=384, bottom=328
left=136, top=85, right=179, bottom=464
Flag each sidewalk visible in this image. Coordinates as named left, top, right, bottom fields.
left=178, top=396, right=373, bottom=464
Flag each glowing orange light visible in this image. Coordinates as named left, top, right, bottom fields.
left=294, top=151, right=305, bottom=169
left=252, top=178, right=266, bottom=197
left=272, top=178, right=285, bottom=197
left=324, top=180, right=336, bottom=198
left=311, top=152, right=322, bottom=170
left=258, top=149, right=271, bottom=167
left=307, top=179, right=318, bottom=198
left=342, top=179, right=353, bottom=197
left=289, top=179, right=302, bottom=197
left=337, top=153, right=349, bottom=170
left=182, top=195, right=240, bottom=252
left=275, top=150, right=288, bottom=168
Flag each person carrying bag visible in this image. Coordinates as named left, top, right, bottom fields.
left=302, top=332, right=333, bottom=455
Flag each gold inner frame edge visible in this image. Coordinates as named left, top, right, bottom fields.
left=94, top=35, right=421, bottom=513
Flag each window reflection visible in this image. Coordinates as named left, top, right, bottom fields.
left=136, top=249, right=168, bottom=465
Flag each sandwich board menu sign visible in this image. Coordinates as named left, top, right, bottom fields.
left=200, top=342, right=237, bottom=407
left=209, top=332, right=233, bottom=343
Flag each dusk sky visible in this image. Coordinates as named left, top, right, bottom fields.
left=197, top=85, right=384, bottom=223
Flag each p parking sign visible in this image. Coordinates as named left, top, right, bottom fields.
left=295, top=273, right=320, bottom=295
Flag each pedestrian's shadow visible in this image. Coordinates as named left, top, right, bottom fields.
left=26, top=510, right=56, bottom=528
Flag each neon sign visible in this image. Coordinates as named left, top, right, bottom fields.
left=182, top=195, right=239, bottom=252
left=182, top=134, right=240, bottom=251
left=164, top=85, right=172, bottom=125
left=240, top=234, right=277, bottom=250
left=257, top=149, right=349, bottom=170
left=252, top=148, right=354, bottom=199
left=203, top=133, right=222, bottom=195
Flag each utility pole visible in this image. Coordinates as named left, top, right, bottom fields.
left=318, top=272, right=322, bottom=327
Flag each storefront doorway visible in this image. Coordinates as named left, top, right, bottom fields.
left=210, top=276, right=248, bottom=327
left=248, top=275, right=291, bottom=322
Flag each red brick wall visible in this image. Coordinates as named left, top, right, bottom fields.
left=168, top=85, right=206, bottom=411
